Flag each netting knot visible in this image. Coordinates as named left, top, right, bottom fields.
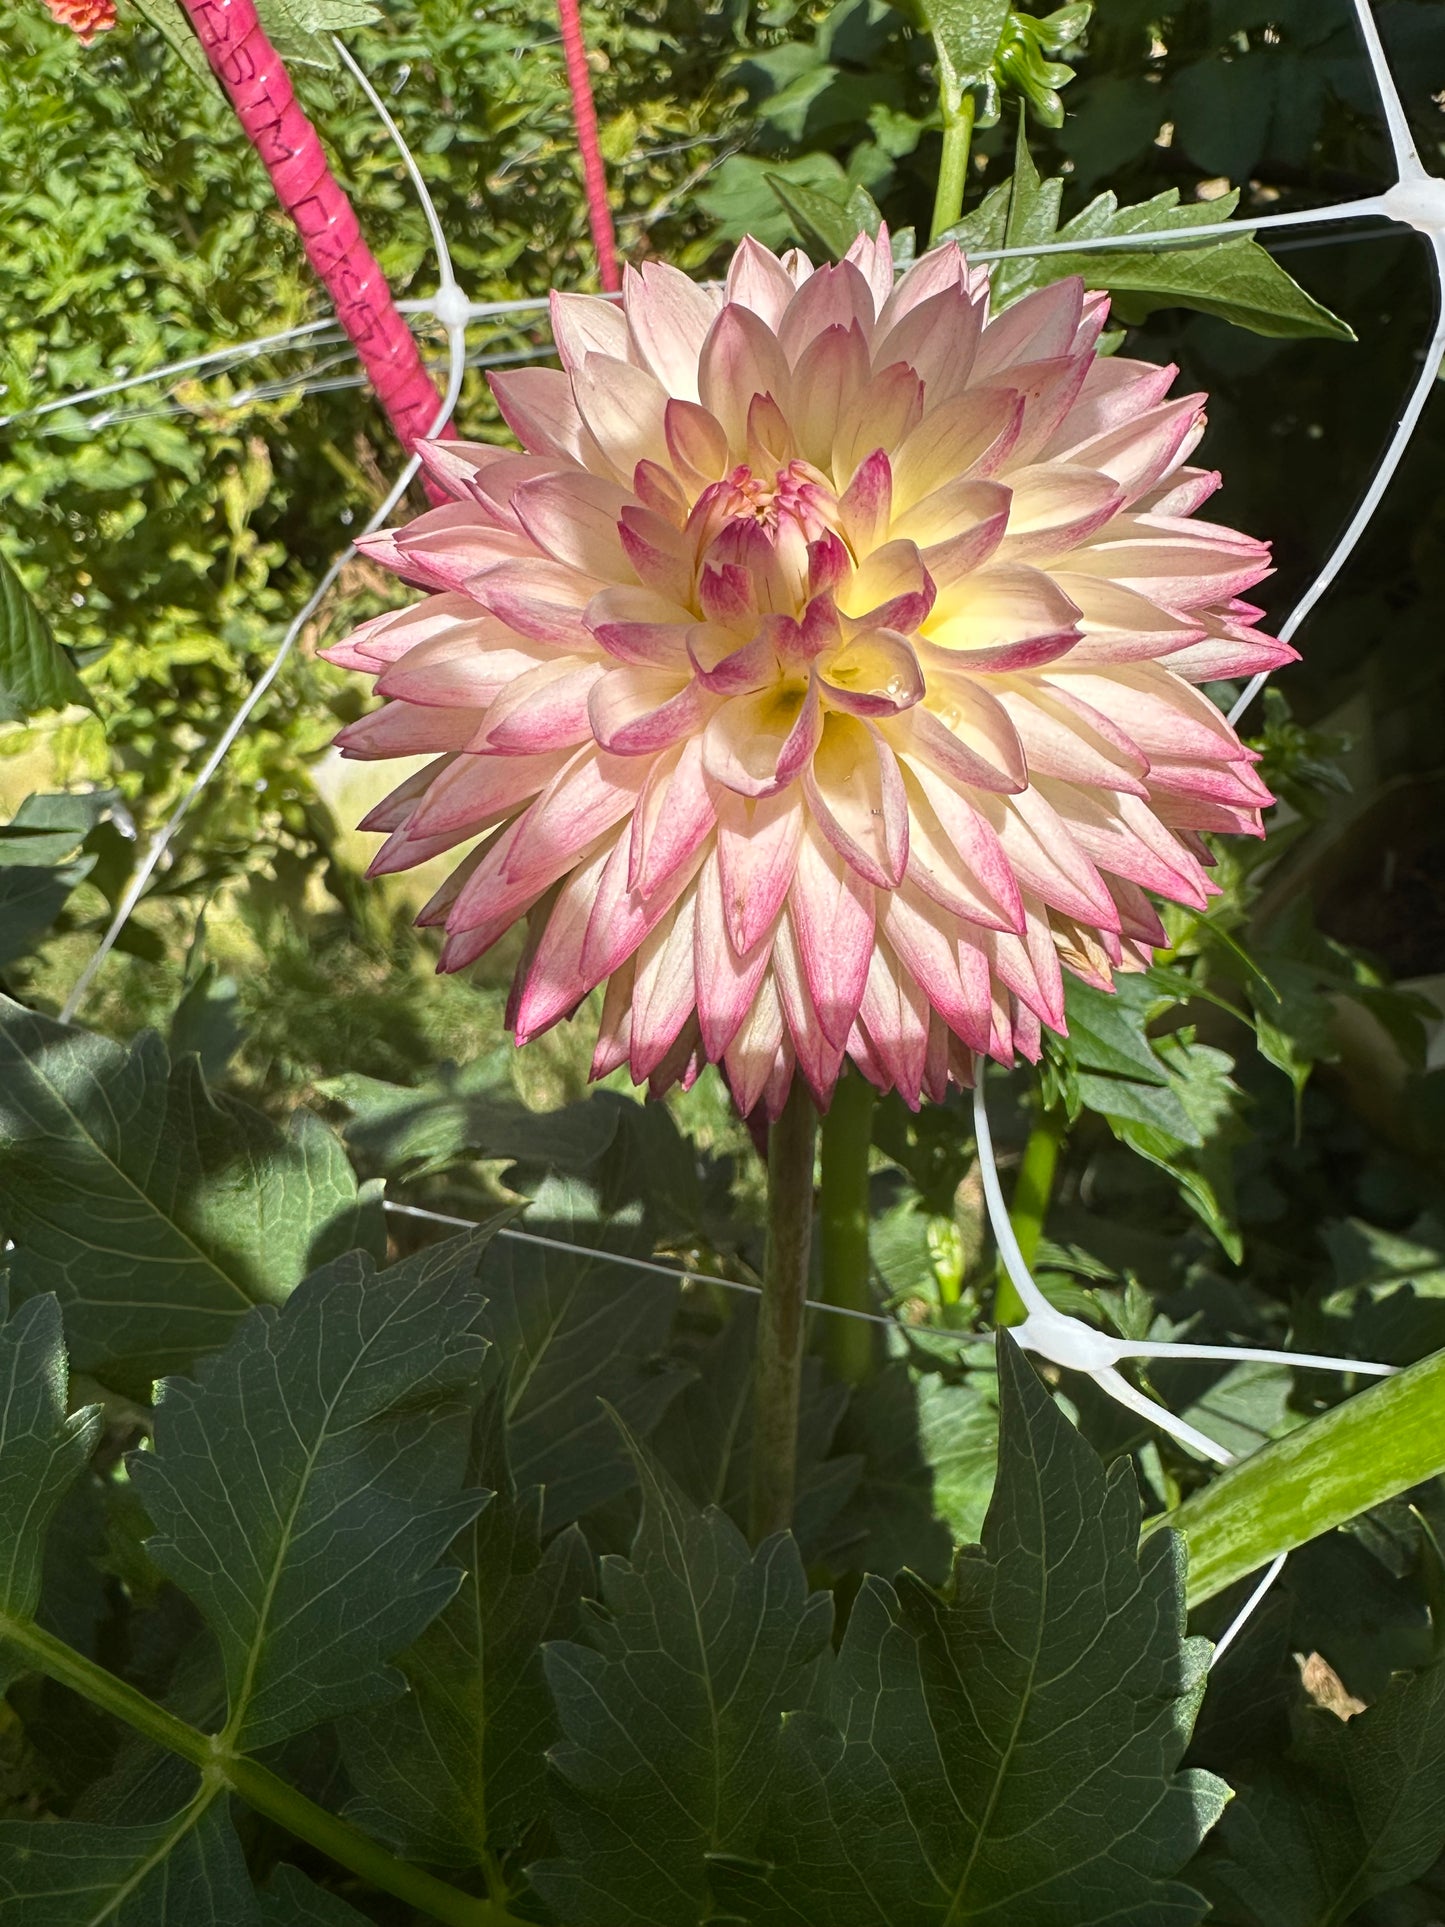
left=1381, top=164, right=1445, bottom=237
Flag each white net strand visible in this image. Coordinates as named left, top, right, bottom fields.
left=1227, top=0, right=1445, bottom=726
left=973, top=194, right=1391, bottom=268
left=1228, top=224, right=1445, bottom=728
left=1209, top=1553, right=1289, bottom=1669
left=1111, top=1338, right=1393, bottom=1378
left=381, top=1197, right=1001, bottom=1345
left=59, top=34, right=471, bottom=1025
left=0, top=317, right=345, bottom=431
left=969, top=1057, right=1396, bottom=1463
left=1351, top=0, right=1425, bottom=178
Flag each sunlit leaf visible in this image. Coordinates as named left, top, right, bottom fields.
left=0, top=546, right=91, bottom=725
left=943, top=129, right=1352, bottom=340
left=0, top=997, right=383, bottom=1394
left=1158, top=1347, right=1445, bottom=1608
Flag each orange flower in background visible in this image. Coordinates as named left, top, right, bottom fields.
left=42, top=0, right=116, bottom=41
left=328, top=230, right=1294, bottom=1118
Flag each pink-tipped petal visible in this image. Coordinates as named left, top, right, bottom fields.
left=790, top=826, right=874, bottom=1049
left=701, top=678, right=822, bottom=799
left=629, top=890, right=700, bottom=1081
left=589, top=665, right=705, bottom=756
left=512, top=470, right=633, bottom=576
left=804, top=714, right=909, bottom=889
left=694, top=852, right=777, bottom=1059
left=628, top=737, right=718, bottom=899
left=699, top=302, right=793, bottom=456
left=470, top=558, right=604, bottom=649
left=714, top=789, right=804, bottom=957
left=623, top=261, right=720, bottom=400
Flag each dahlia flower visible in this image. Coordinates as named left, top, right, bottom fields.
left=41, top=0, right=116, bottom=40
left=327, top=229, right=1293, bottom=1117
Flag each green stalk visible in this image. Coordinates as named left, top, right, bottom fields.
left=0, top=1614, right=515, bottom=1927
left=994, top=1106, right=1063, bottom=1326
left=749, top=1078, right=819, bottom=1541
left=818, top=1070, right=877, bottom=1385
left=929, top=90, right=975, bottom=243
left=1150, top=1348, right=1445, bottom=1606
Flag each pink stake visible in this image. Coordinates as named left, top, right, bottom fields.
left=554, top=0, right=622, bottom=292
left=178, top=0, right=452, bottom=478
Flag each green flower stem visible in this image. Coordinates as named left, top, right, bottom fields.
left=930, top=90, right=976, bottom=244
left=994, top=1106, right=1064, bottom=1327
left=0, top=1613, right=515, bottom=1927
left=1150, top=1347, right=1445, bottom=1607
left=819, top=1070, right=877, bottom=1385
left=749, top=1078, right=820, bottom=1540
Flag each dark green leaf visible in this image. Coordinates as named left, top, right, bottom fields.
left=0, top=1793, right=255, bottom=1925
left=1194, top=1663, right=1445, bottom=1926
left=764, top=173, right=865, bottom=259
left=0, top=545, right=91, bottom=725
left=913, top=1365, right=998, bottom=1546
left=1065, top=976, right=1171, bottom=1087
left=0, top=1295, right=103, bottom=1684
left=531, top=1421, right=833, bottom=1927
left=718, top=1337, right=1227, bottom=1925
left=341, top=1396, right=592, bottom=1867
left=168, top=964, right=245, bottom=1084
left=696, top=153, right=852, bottom=248
left=130, top=1231, right=493, bottom=1751
left=1112, top=1039, right=1246, bottom=1261
left=0, top=792, right=113, bottom=969
left=0, top=997, right=384, bottom=1393
left=817, top=1357, right=956, bottom=1583
left=944, top=164, right=1351, bottom=341
left=1308, top=1218, right=1445, bottom=1367
left=480, top=1179, right=694, bottom=1529
left=256, top=1866, right=374, bottom=1925
left=321, top=1055, right=619, bottom=1181
left=651, top=1307, right=859, bottom=1562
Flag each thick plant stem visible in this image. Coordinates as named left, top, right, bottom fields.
left=819, top=1070, right=876, bottom=1385
left=179, top=0, right=452, bottom=469
left=994, top=1106, right=1064, bottom=1326
left=554, top=0, right=622, bottom=291
left=929, top=90, right=975, bottom=243
left=0, top=1613, right=513, bottom=1927
left=749, top=1078, right=819, bottom=1541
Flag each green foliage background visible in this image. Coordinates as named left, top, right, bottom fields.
left=2, top=0, right=1445, bottom=1921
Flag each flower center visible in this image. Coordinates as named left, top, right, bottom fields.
left=719, top=460, right=834, bottom=546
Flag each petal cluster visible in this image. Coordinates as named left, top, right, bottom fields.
left=42, top=0, right=116, bottom=40
left=327, top=230, right=1293, bottom=1117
